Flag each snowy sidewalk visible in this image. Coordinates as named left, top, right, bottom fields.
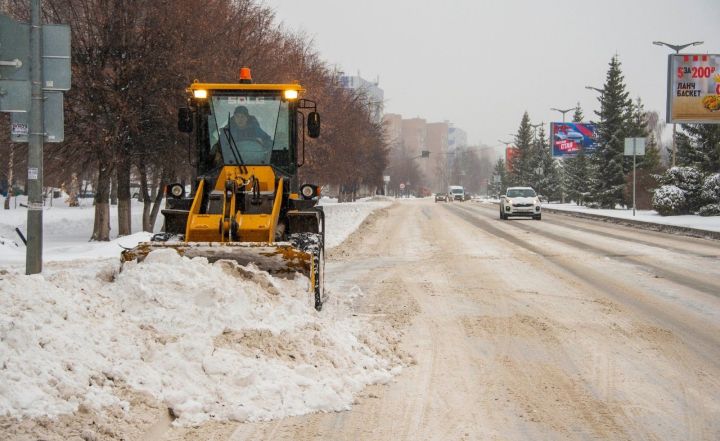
left=541, top=203, right=720, bottom=239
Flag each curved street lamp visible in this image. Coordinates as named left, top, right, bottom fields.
left=652, top=41, right=703, bottom=53
left=550, top=107, right=575, bottom=123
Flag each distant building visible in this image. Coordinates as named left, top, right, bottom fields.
left=426, top=122, right=449, bottom=191
left=448, top=125, right=468, bottom=152
left=339, top=74, right=384, bottom=123
left=383, top=113, right=403, bottom=149
left=401, top=117, right=427, bottom=158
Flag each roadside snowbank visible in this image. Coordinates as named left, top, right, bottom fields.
left=0, top=197, right=398, bottom=426
left=543, top=203, right=720, bottom=232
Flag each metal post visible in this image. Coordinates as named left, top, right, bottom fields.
left=3, top=147, right=13, bottom=210
left=671, top=123, right=676, bottom=167
left=26, top=0, right=44, bottom=274
left=632, top=138, right=636, bottom=216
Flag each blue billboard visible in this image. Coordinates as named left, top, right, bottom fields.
left=551, top=122, right=598, bottom=157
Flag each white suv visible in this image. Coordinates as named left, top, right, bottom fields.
left=500, top=187, right=542, bottom=220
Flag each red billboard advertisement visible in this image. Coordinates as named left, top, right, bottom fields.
left=551, top=122, right=598, bottom=157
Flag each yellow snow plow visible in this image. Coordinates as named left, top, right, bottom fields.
left=121, top=68, right=326, bottom=310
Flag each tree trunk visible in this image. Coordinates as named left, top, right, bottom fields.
left=110, top=172, right=118, bottom=205
left=147, top=180, right=165, bottom=232
left=91, top=162, right=112, bottom=241
left=144, top=168, right=169, bottom=232
left=117, top=160, right=131, bottom=236
left=139, top=163, right=153, bottom=232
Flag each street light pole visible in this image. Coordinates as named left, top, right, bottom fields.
left=550, top=107, right=575, bottom=123
left=530, top=122, right=543, bottom=140
left=652, top=40, right=704, bottom=167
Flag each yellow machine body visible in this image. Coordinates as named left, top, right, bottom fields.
left=121, top=74, right=325, bottom=309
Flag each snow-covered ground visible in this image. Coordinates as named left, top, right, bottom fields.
left=542, top=202, right=720, bottom=232
left=0, top=194, right=394, bottom=426
left=476, top=198, right=720, bottom=233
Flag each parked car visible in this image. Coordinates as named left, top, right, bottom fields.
left=434, top=193, right=448, bottom=202
left=499, top=186, right=541, bottom=220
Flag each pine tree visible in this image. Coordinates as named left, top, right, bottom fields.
left=676, top=124, right=720, bottom=173
left=509, top=111, right=534, bottom=186
left=490, top=158, right=508, bottom=196
left=572, top=103, right=584, bottom=123
left=626, top=97, right=651, bottom=172
left=591, top=55, right=633, bottom=208
left=534, top=126, right=561, bottom=199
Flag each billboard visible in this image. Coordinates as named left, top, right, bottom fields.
left=505, top=146, right=518, bottom=171
left=666, top=54, right=720, bottom=123
left=550, top=122, right=598, bottom=157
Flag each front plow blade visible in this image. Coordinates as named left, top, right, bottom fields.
left=121, top=242, right=312, bottom=277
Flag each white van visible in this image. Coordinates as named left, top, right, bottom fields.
left=448, top=185, right=465, bottom=201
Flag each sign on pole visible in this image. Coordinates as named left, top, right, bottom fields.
left=666, top=54, right=720, bottom=123
left=624, top=137, right=646, bottom=217
left=1, top=14, right=70, bottom=143
left=624, top=137, right=646, bottom=156
left=11, top=91, right=64, bottom=142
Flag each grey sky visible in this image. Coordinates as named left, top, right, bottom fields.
left=266, top=0, right=719, bottom=150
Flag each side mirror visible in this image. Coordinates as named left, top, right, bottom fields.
left=307, top=112, right=320, bottom=138
left=178, top=107, right=193, bottom=133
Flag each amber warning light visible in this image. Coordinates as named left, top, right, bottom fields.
left=239, top=67, right=252, bottom=84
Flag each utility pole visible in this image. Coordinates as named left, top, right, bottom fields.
left=26, top=0, right=44, bottom=274
left=3, top=147, right=12, bottom=209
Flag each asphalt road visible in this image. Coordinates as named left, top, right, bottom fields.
left=173, top=199, right=720, bottom=440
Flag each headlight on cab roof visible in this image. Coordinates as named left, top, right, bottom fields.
left=193, top=89, right=208, bottom=99
left=284, top=89, right=298, bottom=100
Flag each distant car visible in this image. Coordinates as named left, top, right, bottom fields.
left=500, top=186, right=541, bottom=220
left=555, top=130, right=584, bottom=143
left=434, top=193, right=448, bottom=202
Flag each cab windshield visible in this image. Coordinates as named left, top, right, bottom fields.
left=208, top=92, right=290, bottom=167
left=507, top=188, right=536, bottom=197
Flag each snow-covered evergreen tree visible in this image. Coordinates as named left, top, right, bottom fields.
left=676, top=124, right=720, bottom=173
left=490, top=158, right=508, bottom=196
left=533, top=126, right=561, bottom=200
left=509, top=112, right=534, bottom=186
left=591, top=55, right=633, bottom=208
left=572, top=104, right=583, bottom=123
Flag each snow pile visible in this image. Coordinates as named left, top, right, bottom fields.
left=320, top=197, right=391, bottom=248
left=652, top=185, right=687, bottom=216
left=0, top=249, right=400, bottom=426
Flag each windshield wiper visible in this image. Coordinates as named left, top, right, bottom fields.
left=222, top=113, right=247, bottom=173
left=209, top=100, right=246, bottom=172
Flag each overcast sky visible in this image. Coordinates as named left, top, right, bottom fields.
left=266, top=0, right=719, bottom=150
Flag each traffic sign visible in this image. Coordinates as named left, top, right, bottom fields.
left=399, top=183, right=405, bottom=190
left=11, top=91, right=64, bottom=142
left=0, top=79, right=30, bottom=112
left=624, top=137, right=646, bottom=156
left=42, top=24, right=71, bottom=91
left=0, top=14, right=30, bottom=81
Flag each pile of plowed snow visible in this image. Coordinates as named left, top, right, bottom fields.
left=0, top=249, right=400, bottom=426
